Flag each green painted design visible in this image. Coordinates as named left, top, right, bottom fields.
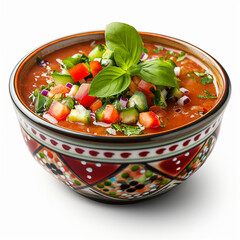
left=131, top=165, right=140, bottom=171
left=161, top=179, right=168, bottom=185
left=138, top=177, right=146, bottom=183
left=109, top=192, right=116, bottom=195
left=39, top=152, right=44, bottom=158
left=145, top=171, right=153, bottom=178
left=97, top=183, right=104, bottom=188
left=121, top=172, right=129, bottom=178
left=74, top=180, right=81, bottom=186
left=104, top=181, right=112, bottom=186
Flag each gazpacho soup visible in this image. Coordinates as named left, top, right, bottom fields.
left=19, top=22, right=219, bottom=136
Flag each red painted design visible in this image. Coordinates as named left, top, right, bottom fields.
left=104, top=152, right=114, bottom=158
left=40, top=134, right=46, bottom=140
left=156, top=148, right=166, bottom=154
left=21, top=127, right=40, bottom=154
left=31, top=128, right=37, bottom=135
left=62, top=144, right=71, bottom=151
left=139, top=151, right=150, bottom=157
left=149, top=143, right=203, bottom=177
left=205, top=127, right=210, bottom=134
left=183, top=139, right=191, bottom=147
left=121, top=153, right=131, bottom=158
left=50, top=139, right=58, bottom=146
left=75, top=148, right=85, bottom=154
left=194, top=134, right=201, bottom=141
left=89, top=150, right=99, bottom=156
left=169, top=145, right=178, bottom=151
left=61, top=155, right=119, bottom=184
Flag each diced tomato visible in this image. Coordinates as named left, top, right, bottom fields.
left=89, top=99, right=102, bottom=112
left=102, top=105, right=119, bottom=124
left=75, top=83, right=96, bottom=108
left=129, top=81, right=139, bottom=93
left=138, top=80, right=156, bottom=94
left=149, top=105, right=167, bottom=118
left=68, top=63, right=90, bottom=82
left=89, top=61, right=102, bottom=77
left=132, top=76, right=141, bottom=85
left=50, top=84, right=70, bottom=95
left=139, top=111, right=160, bottom=128
left=48, top=100, right=70, bottom=121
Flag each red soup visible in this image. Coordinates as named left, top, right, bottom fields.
left=18, top=23, right=218, bottom=136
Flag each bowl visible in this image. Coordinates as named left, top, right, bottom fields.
left=9, top=31, right=231, bottom=203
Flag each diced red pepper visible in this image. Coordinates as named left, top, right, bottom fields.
left=138, top=80, right=156, bottom=94
left=149, top=105, right=167, bottom=118
left=75, top=83, right=96, bottom=108
left=89, top=99, right=102, bottom=112
left=89, top=61, right=102, bottom=77
left=129, top=80, right=139, bottom=93
left=50, top=84, right=70, bottom=95
left=48, top=100, right=70, bottom=121
left=139, top=111, right=160, bottom=128
left=102, top=105, right=119, bottom=124
left=68, top=63, right=90, bottom=82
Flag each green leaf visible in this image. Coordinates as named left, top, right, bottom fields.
left=166, top=51, right=177, bottom=56
left=153, top=46, right=164, bottom=53
left=35, top=93, right=50, bottom=113
left=121, top=124, right=145, bottom=136
left=105, top=22, right=143, bottom=70
left=136, top=59, right=179, bottom=88
left=176, top=52, right=186, bottom=62
left=192, top=71, right=206, bottom=77
left=111, top=123, right=122, bottom=132
left=200, top=76, right=213, bottom=85
left=143, top=48, right=148, bottom=54
left=187, top=73, right=197, bottom=83
left=89, top=66, right=131, bottom=97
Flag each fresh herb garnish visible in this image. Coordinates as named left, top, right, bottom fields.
left=166, top=51, right=177, bottom=56
left=200, top=76, right=213, bottom=85
left=111, top=123, right=145, bottom=136
left=176, top=52, right=186, bottom=62
left=160, top=118, right=169, bottom=127
left=143, top=48, right=148, bottom=54
left=89, top=22, right=179, bottom=98
left=187, top=73, right=197, bottom=83
left=198, top=91, right=217, bottom=99
left=153, top=46, right=164, bottom=53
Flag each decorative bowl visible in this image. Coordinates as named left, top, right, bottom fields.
left=9, top=31, right=231, bottom=203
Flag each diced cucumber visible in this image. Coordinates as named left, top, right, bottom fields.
left=88, top=44, right=107, bottom=61
left=168, top=87, right=183, bottom=99
left=128, top=91, right=148, bottom=112
left=68, top=109, right=90, bottom=124
left=102, top=49, right=114, bottom=60
left=67, top=85, right=79, bottom=97
left=154, top=89, right=167, bottom=108
left=54, top=93, right=63, bottom=101
left=62, top=97, right=75, bottom=110
left=112, top=100, right=121, bottom=112
left=101, top=59, right=115, bottom=68
left=95, top=104, right=106, bottom=121
left=52, top=70, right=75, bottom=86
left=62, top=53, right=83, bottom=69
left=120, top=107, right=139, bottom=124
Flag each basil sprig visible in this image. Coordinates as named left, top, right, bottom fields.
left=89, top=22, right=179, bottom=98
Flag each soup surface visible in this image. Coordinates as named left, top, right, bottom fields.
left=19, top=24, right=218, bottom=136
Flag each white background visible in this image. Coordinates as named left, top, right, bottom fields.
left=0, top=0, right=239, bottom=239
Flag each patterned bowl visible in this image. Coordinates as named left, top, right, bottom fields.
left=9, top=31, right=231, bottom=203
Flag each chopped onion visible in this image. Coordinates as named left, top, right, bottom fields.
left=43, top=113, right=58, bottom=124
left=75, top=104, right=86, bottom=111
left=66, top=82, right=73, bottom=89
left=38, top=59, right=49, bottom=67
left=106, top=128, right=117, bottom=135
left=177, top=95, right=191, bottom=106
left=93, top=121, right=111, bottom=128
left=161, top=89, right=168, bottom=99
left=174, top=67, right=181, bottom=76
left=90, top=112, right=96, bottom=119
left=41, top=89, right=49, bottom=96
left=120, top=97, right=128, bottom=109
left=179, top=87, right=189, bottom=94
left=141, top=53, right=148, bottom=61
left=175, top=108, right=181, bottom=113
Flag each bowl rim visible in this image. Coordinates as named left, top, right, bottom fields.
left=9, top=30, right=231, bottom=143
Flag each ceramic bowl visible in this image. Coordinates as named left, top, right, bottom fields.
left=9, top=31, right=231, bottom=203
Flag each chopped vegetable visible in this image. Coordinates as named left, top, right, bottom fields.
left=89, top=61, right=102, bottom=77
left=139, top=111, right=160, bottom=129
left=102, top=105, right=119, bottom=124
left=75, top=83, right=96, bottom=108
left=48, top=100, right=70, bottom=121
left=68, top=63, right=90, bottom=82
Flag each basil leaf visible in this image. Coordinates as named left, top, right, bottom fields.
left=89, top=66, right=131, bottom=97
left=136, top=59, right=179, bottom=88
left=200, top=76, right=213, bottom=85
left=105, top=22, right=143, bottom=70
left=198, top=95, right=217, bottom=99
left=166, top=51, right=177, bottom=56
left=187, top=73, right=197, bottom=83
left=153, top=46, right=164, bottom=53
left=35, top=93, right=49, bottom=113
left=111, top=123, right=123, bottom=132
